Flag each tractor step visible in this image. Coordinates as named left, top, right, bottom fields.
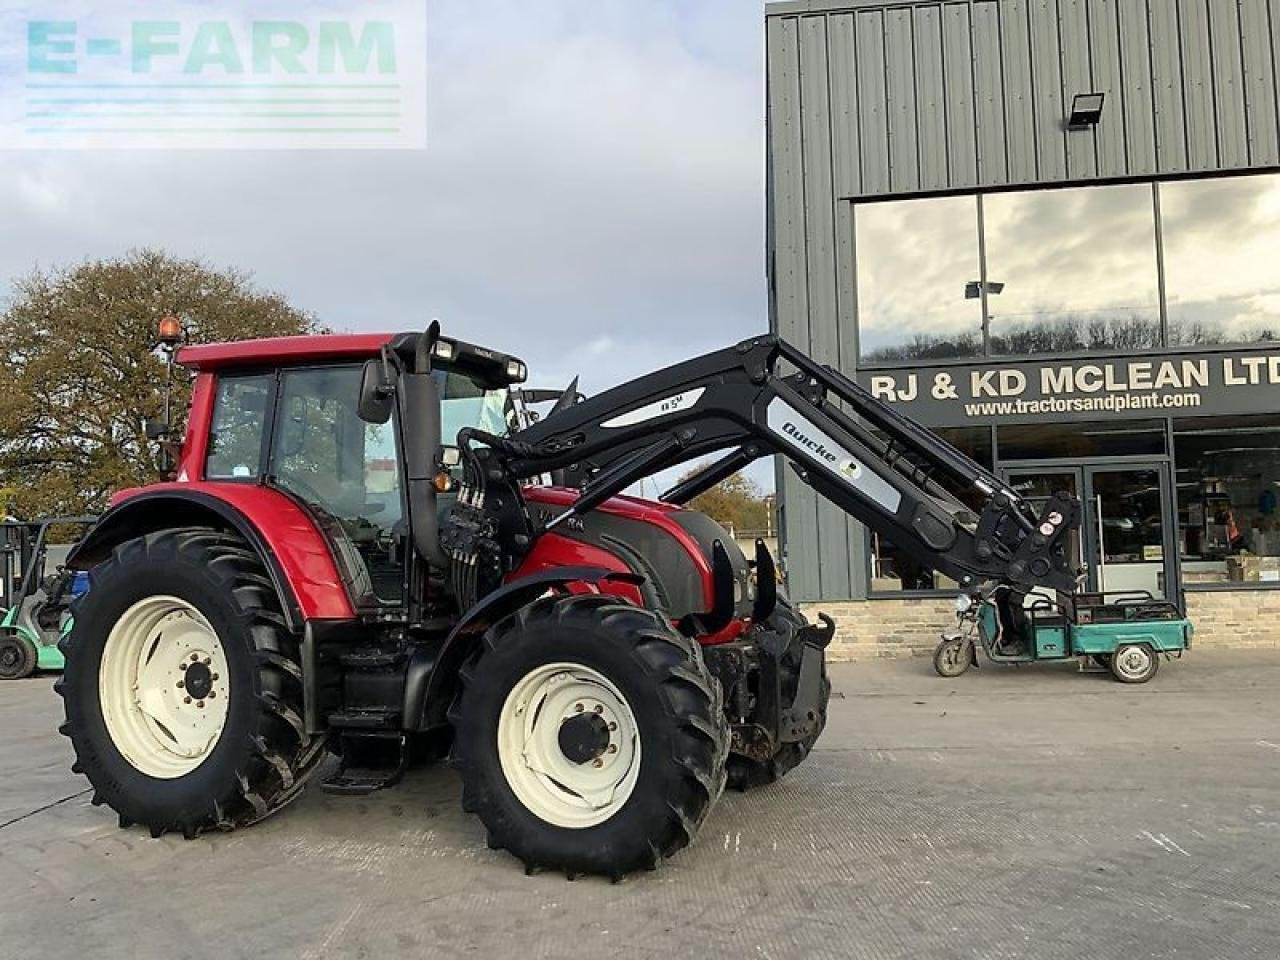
left=320, top=731, right=409, bottom=796
left=327, top=709, right=401, bottom=730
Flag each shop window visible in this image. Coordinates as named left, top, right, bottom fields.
left=984, top=184, right=1161, bottom=356
left=855, top=196, right=983, bottom=363
left=996, top=419, right=1165, bottom=461
left=869, top=427, right=992, bottom=593
left=1162, top=175, right=1280, bottom=347
left=1174, top=415, right=1280, bottom=586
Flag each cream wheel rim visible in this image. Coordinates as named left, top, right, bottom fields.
left=496, top=662, right=641, bottom=828
left=98, top=596, right=231, bottom=779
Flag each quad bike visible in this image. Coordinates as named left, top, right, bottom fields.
left=0, top=518, right=95, bottom=679
left=59, top=323, right=1088, bottom=876
left=933, top=586, right=1192, bottom=684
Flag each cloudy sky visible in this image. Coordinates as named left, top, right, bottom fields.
left=0, top=0, right=767, bottom=404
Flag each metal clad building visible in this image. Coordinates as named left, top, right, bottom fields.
left=766, top=0, right=1280, bottom=637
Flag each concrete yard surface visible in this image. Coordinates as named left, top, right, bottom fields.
left=3, top=651, right=1279, bottom=959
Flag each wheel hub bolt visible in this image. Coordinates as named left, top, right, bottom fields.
left=176, top=680, right=184, bottom=689
left=190, top=653, right=199, bottom=662
left=592, top=758, right=603, bottom=768
left=593, top=705, right=603, bottom=714
left=197, top=701, right=205, bottom=709
left=208, top=691, right=216, bottom=699
left=574, top=703, right=584, bottom=713
left=608, top=721, right=617, bottom=731
left=607, top=744, right=617, bottom=754
left=183, top=696, right=192, bottom=704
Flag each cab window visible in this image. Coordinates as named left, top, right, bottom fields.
left=436, top=369, right=511, bottom=445
left=206, top=374, right=272, bottom=480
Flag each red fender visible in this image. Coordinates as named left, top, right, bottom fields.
left=72, top=483, right=354, bottom=623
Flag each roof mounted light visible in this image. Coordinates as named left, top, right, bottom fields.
left=157, top=315, right=183, bottom=348
left=432, top=339, right=455, bottom=362
left=506, top=360, right=527, bottom=383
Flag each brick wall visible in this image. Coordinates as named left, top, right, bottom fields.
left=803, top=590, right=1280, bottom=661
left=1185, top=590, right=1280, bottom=649
left=801, top=597, right=956, bottom=660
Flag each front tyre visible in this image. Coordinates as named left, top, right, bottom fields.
left=933, top=635, right=974, bottom=678
left=0, top=633, right=38, bottom=680
left=57, top=529, right=327, bottom=838
left=452, top=594, right=729, bottom=877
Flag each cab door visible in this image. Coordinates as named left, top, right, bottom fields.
left=270, top=365, right=408, bottom=607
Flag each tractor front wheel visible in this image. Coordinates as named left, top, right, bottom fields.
left=452, top=594, right=729, bottom=877
left=0, top=633, right=38, bottom=680
left=58, top=529, right=327, bottom=838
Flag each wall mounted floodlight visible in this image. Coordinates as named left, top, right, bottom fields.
left=1068, top=92, right=1105, bottom=129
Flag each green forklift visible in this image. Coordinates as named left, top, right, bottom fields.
left=0, top=518, right=95, bottom=680
left=933, top=586, right=1193, bottom=684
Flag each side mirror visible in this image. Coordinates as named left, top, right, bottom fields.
left=144, top=417, right=169, bottom=440
left=358, top=357, right=397, bottom=424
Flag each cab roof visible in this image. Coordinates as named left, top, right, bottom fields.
left=177, top=333, right=396, bottom=371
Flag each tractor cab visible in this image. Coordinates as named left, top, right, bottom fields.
left=181, top=330, right=529, bottom=614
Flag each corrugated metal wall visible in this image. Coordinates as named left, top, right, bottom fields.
left=766, top=0, right=1280, bottom=601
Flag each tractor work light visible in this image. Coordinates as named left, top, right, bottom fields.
left=1068, top=92, right=1105, bottom=129
left=432, top=340, right=456, bottom=362
left=507, top=360, right=528, bottom=383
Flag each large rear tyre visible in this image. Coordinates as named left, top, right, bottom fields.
left=57, top=529, right=327, bottom=838
left=0, top=633, right=38, bottom=680
left=451, top=594, right=729, bottom=877
left=726, top=601, right=830, bottom=792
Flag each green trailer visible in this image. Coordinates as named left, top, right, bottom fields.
left=0, top=517, right=95, bottom=680
left=933, top=587, right=1193, bottom=684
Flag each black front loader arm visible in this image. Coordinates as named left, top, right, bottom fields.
left=449, top=335, right=1081, bottom=597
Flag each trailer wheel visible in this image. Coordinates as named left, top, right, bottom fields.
left=57, top=529, right=327, bottom=838
left=452, top=594, right=729, bottom=877
left=726, top=601, right=830, bottom=792
left=0, top=633, right=38, bottom=680
left=932, top=636, right=973, bottom=678
left=1109, top=643, right=1159, bottom=684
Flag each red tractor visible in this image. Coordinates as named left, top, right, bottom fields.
left=59, top=325, right=1081, bottom=876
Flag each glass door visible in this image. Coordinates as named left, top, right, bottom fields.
left=1003, top=468, right=1085, bottom=575
left=1002, top=468, right=1085, bottom=603
left=1083, top=464, right=1174, bottom=599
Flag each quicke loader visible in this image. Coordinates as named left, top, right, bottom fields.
left=58, top=324, right=1154, bottom=876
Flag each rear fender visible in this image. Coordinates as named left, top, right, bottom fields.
left=409, top=566, right=642, bottom=731
left=67, top=486, right=356, bottom=630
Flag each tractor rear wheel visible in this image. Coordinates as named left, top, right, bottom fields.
left=727, top=601, right=831, bottom=792
left=451, top=594, right=729, bottom=877
left=58, top=529, right=327, bottom=838
left=0, top=633, right=38, bottom=680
